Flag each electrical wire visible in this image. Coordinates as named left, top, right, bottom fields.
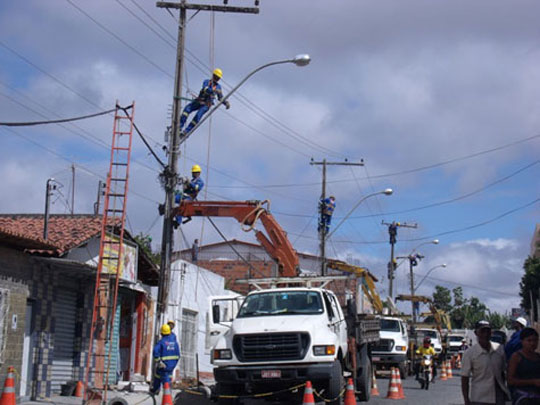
left=416, top=273, right=519, bottom=298
left=0, top=108, right=116, bottom=126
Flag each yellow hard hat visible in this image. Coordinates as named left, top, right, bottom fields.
left=212, top=68, right=223, bottom=79
left=160, top=324, right=171, bottom=335
left=191, top=164, right=202, bottom=173
left=167, top=320, right=175, bottom=329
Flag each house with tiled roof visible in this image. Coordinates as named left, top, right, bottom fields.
left=0, top=214, right=159, bottom=400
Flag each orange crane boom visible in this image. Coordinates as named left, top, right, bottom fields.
left=172, top=200, right=299, bottom=277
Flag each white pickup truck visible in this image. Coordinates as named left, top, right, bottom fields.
left=208, top=277, right=380, bottom=404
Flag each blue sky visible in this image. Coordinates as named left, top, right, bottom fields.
left=1, top=0, right=539, bottom=313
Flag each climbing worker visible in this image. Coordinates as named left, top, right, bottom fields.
left=150, top=324, right=180, bottom=395
left=173, top=164, right=204, bottom=227
left=179, top=68, right=230, bottom=137
left=318, top=195, right=336, bottom=234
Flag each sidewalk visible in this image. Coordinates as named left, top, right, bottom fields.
left=20, top=390, right=180, bottom=405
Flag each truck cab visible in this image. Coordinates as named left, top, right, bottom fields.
left=372, top=316, right=408, bottom=378
left=211, top=286, right=348, bottom=404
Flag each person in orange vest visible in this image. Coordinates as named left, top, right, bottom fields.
left=179, top=68, right=230, bottom=136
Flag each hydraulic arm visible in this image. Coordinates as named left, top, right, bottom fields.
left=172, top=200, right=299, bottom=277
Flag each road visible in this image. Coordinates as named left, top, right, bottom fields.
left=240, top=372, right=464, bottom=405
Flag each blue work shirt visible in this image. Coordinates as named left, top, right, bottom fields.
left=505, top=330, right=522, bottom=360
left=153, top=334, right=180, bottom=371
left=197, top=79, right=224, bottom=106
left=184, top=176, right=204, bottom=199
left=320, top=198, right=336, bottom=216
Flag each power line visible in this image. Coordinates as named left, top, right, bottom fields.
left=0, top=107, right=116, bottom=126
left=416, top=273, right=519, bottom=298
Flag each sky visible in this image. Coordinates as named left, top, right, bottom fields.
left=0, top=0, right=539, bottom=314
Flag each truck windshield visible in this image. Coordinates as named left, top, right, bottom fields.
left=237, top=291, right=323, bottom=317
left=417, top=330, right=438, bottom=339
left=380, top=319, right=401, bottom=332
left=449, top=336, right=464, bottom=342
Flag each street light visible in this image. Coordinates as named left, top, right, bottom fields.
left=415, top=263, right=447, bottom=290
left=179, top=54, right=311, bottom=144
left=325, top=188, right=393, bottom=240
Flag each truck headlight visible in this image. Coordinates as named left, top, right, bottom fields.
left=213, top=349, right=232, bottom=360
left=313, top=345, right=336, bottom=356
left=395, top=346, right=407, bottom=352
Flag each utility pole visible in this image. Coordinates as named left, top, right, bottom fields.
left=397, top=253, right=423, bottom=324
left=155, top=0, right=259, bottom=332
left=94, top=180, right=105, bottom=215
left=382, top=220, right=417, bottom=299
left=310, top=158, right=364, bottom=275
left=71, top=164, right=75, bottom=215
left=44, top=178, right=57, bottom=239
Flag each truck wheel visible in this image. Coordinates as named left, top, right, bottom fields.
left=327, top=360, right=344, bottom=405
left=399, top=361, right=408, bottom=380
left=356, top=359, right=371, bottom=402
left=216, top=383, right=240, bottom=405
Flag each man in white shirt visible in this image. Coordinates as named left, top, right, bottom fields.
left=461, top=320, right=510, bottom=405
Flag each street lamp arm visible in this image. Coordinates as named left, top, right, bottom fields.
left=326, top=189, right=392, bottom=240
left=415, top=264, right=447, bottom=290
left=179, top=56, right=309, bottom=145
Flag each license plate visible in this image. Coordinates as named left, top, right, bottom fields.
left=372, top=357, right=381, bottom=362
left=261, top=370, right=281, bottom=378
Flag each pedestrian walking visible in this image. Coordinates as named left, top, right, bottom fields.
left=507, top=327, right=540, bottom=404
left=461, top=320, right=510, bottom=405
left=318, top=195, right=336, bottom=234
left=150, top=324, right=180, bottom=395
left=505, top=317, right=527, bottom=360
left=179, top=68, right=230, bottom=136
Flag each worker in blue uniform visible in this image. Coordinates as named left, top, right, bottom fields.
left=318, top=195, right=336, bottom=234
left=173, top=164, right=204, bottom=227
left=150, top=324, right=180, bottom=395
left=179, top=68, right=230, bottom=137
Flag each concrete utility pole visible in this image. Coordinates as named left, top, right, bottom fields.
left=310, top=158, right=364, bottom=276
left=71, top=164, right=75, bottom=215
left=155, top=0, right=259, bottom=332
left=44, top=178, right=57, bottom=239
left=397, top=253, right=423, bottom=324
left=382, top=221, right=417, bottom=299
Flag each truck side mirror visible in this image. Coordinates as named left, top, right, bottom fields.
left=212, top=304, right=220, bottom=324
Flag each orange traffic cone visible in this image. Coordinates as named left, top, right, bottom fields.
left=0, top=367, right=16, bottom=405
left=161, top=382, right=173, bottom=405
left=440, top=361, right=447, bottom=381
left=447, top=361, right=453, bottom=379
left=386, top=368, right=404, bottom=400
left=371, top=370, right=380, bottom=396
left=394, top=367, right=405, bottom=399
left=74, top=381, right=84, bottom=397
left=302, top=381, right=315, bottom=405
left=344, top=378, right=356, bottom=405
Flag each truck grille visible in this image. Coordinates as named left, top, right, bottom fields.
left=372, top=338, right=394, bottom=352
left=233, top=333, right=310, bottom=362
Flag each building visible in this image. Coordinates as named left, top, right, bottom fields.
left=531, top=224, right=540, bottom=258
left=0, top=214, right=158, bottom=400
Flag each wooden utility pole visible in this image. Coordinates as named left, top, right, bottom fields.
left=155, top=0, right=259, bottom=333
left=382, top=220, right=417, bottom=299
left=71, top=164, right=75, bottom=215
left=310, top=158, right=364, bottom=275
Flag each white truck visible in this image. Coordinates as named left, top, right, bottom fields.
left=371, top=316, right=409, bottom=378
left=208, top=276, right=380, bottom=404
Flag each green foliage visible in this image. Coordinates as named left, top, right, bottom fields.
left=485, top=312, right=511, bottom=330
left=519, top=256, right=540, bottom=321
left=433, top=285, right=452, bottom=312
left=134, top=233, right=161, bottom=265
left=453, top=287, right=464, bottom=307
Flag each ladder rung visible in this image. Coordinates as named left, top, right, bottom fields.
left=110, top=178, right=127, bottom=182
left=108, top=193, right=125, bottom=197
left=103, top=239, right=121, bottom=244
left=105, top=209, right=124, bottom=213
left=115, top=131, right=131, bottom=135
left=116, top=116, right=131, bottom=120
left=113, top=146, right=130, bottom=150
left=101, top=256, right=119, bottom=260
left=111, top=162, right=128, bottom=166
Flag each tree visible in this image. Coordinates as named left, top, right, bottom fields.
left=433, top=285, right=452, bottom=312
left=134, top=233, right=161, bottom=265
left=486, top=311, right=510, bottom=330
left=453, top=287, right=464, bottom=307
left=519, top=256, right=540, bottom=322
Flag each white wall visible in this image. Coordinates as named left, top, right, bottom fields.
left=167, top=259, right=227, bottom=373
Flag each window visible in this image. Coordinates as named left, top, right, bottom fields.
left=0, top=289, right=10, bottom=365
left=237, top=291, right=323, bottom=318
left=380, top=319, right=400, bottom=332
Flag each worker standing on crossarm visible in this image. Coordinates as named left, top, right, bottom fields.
left=318, top=195, right=336, bottom=234
left=174, top=164, right=204, bottom=227
left=180, top=68, right=230, bottom=137
left=150, top=324, right=180, bottom=395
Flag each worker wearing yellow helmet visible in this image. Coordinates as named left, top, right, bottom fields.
left=173, top=164, right=204, bottom=228
left=150, top=324, right=180, bottom=395
left=179, top=68, right=230, bottom=137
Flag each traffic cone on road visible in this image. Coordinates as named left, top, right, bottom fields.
left=344, top=378, right=356, bottom=405
left=371, top=371, right=380, bottom=396
left=74, top=381, right=84, bottom=397
left=302, top=381, right=315, bottom=405
left=394, top=367, right=405, bottom=399
left=440, top=361, right=448, bottom=381
left=0, top=367, right=16, bottom=405
left=446, top=361, right=453, bottom=379
left=385, top=368, right=404, bottom=400
left=161, top=382, right=173, bottom=405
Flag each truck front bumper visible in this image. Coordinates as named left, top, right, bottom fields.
left=214, top=362, right=334, bottom=384
left=372, top=353, right=407, bottom=364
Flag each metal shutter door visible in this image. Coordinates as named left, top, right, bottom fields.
left=51, top=287, right=77, bottom=393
